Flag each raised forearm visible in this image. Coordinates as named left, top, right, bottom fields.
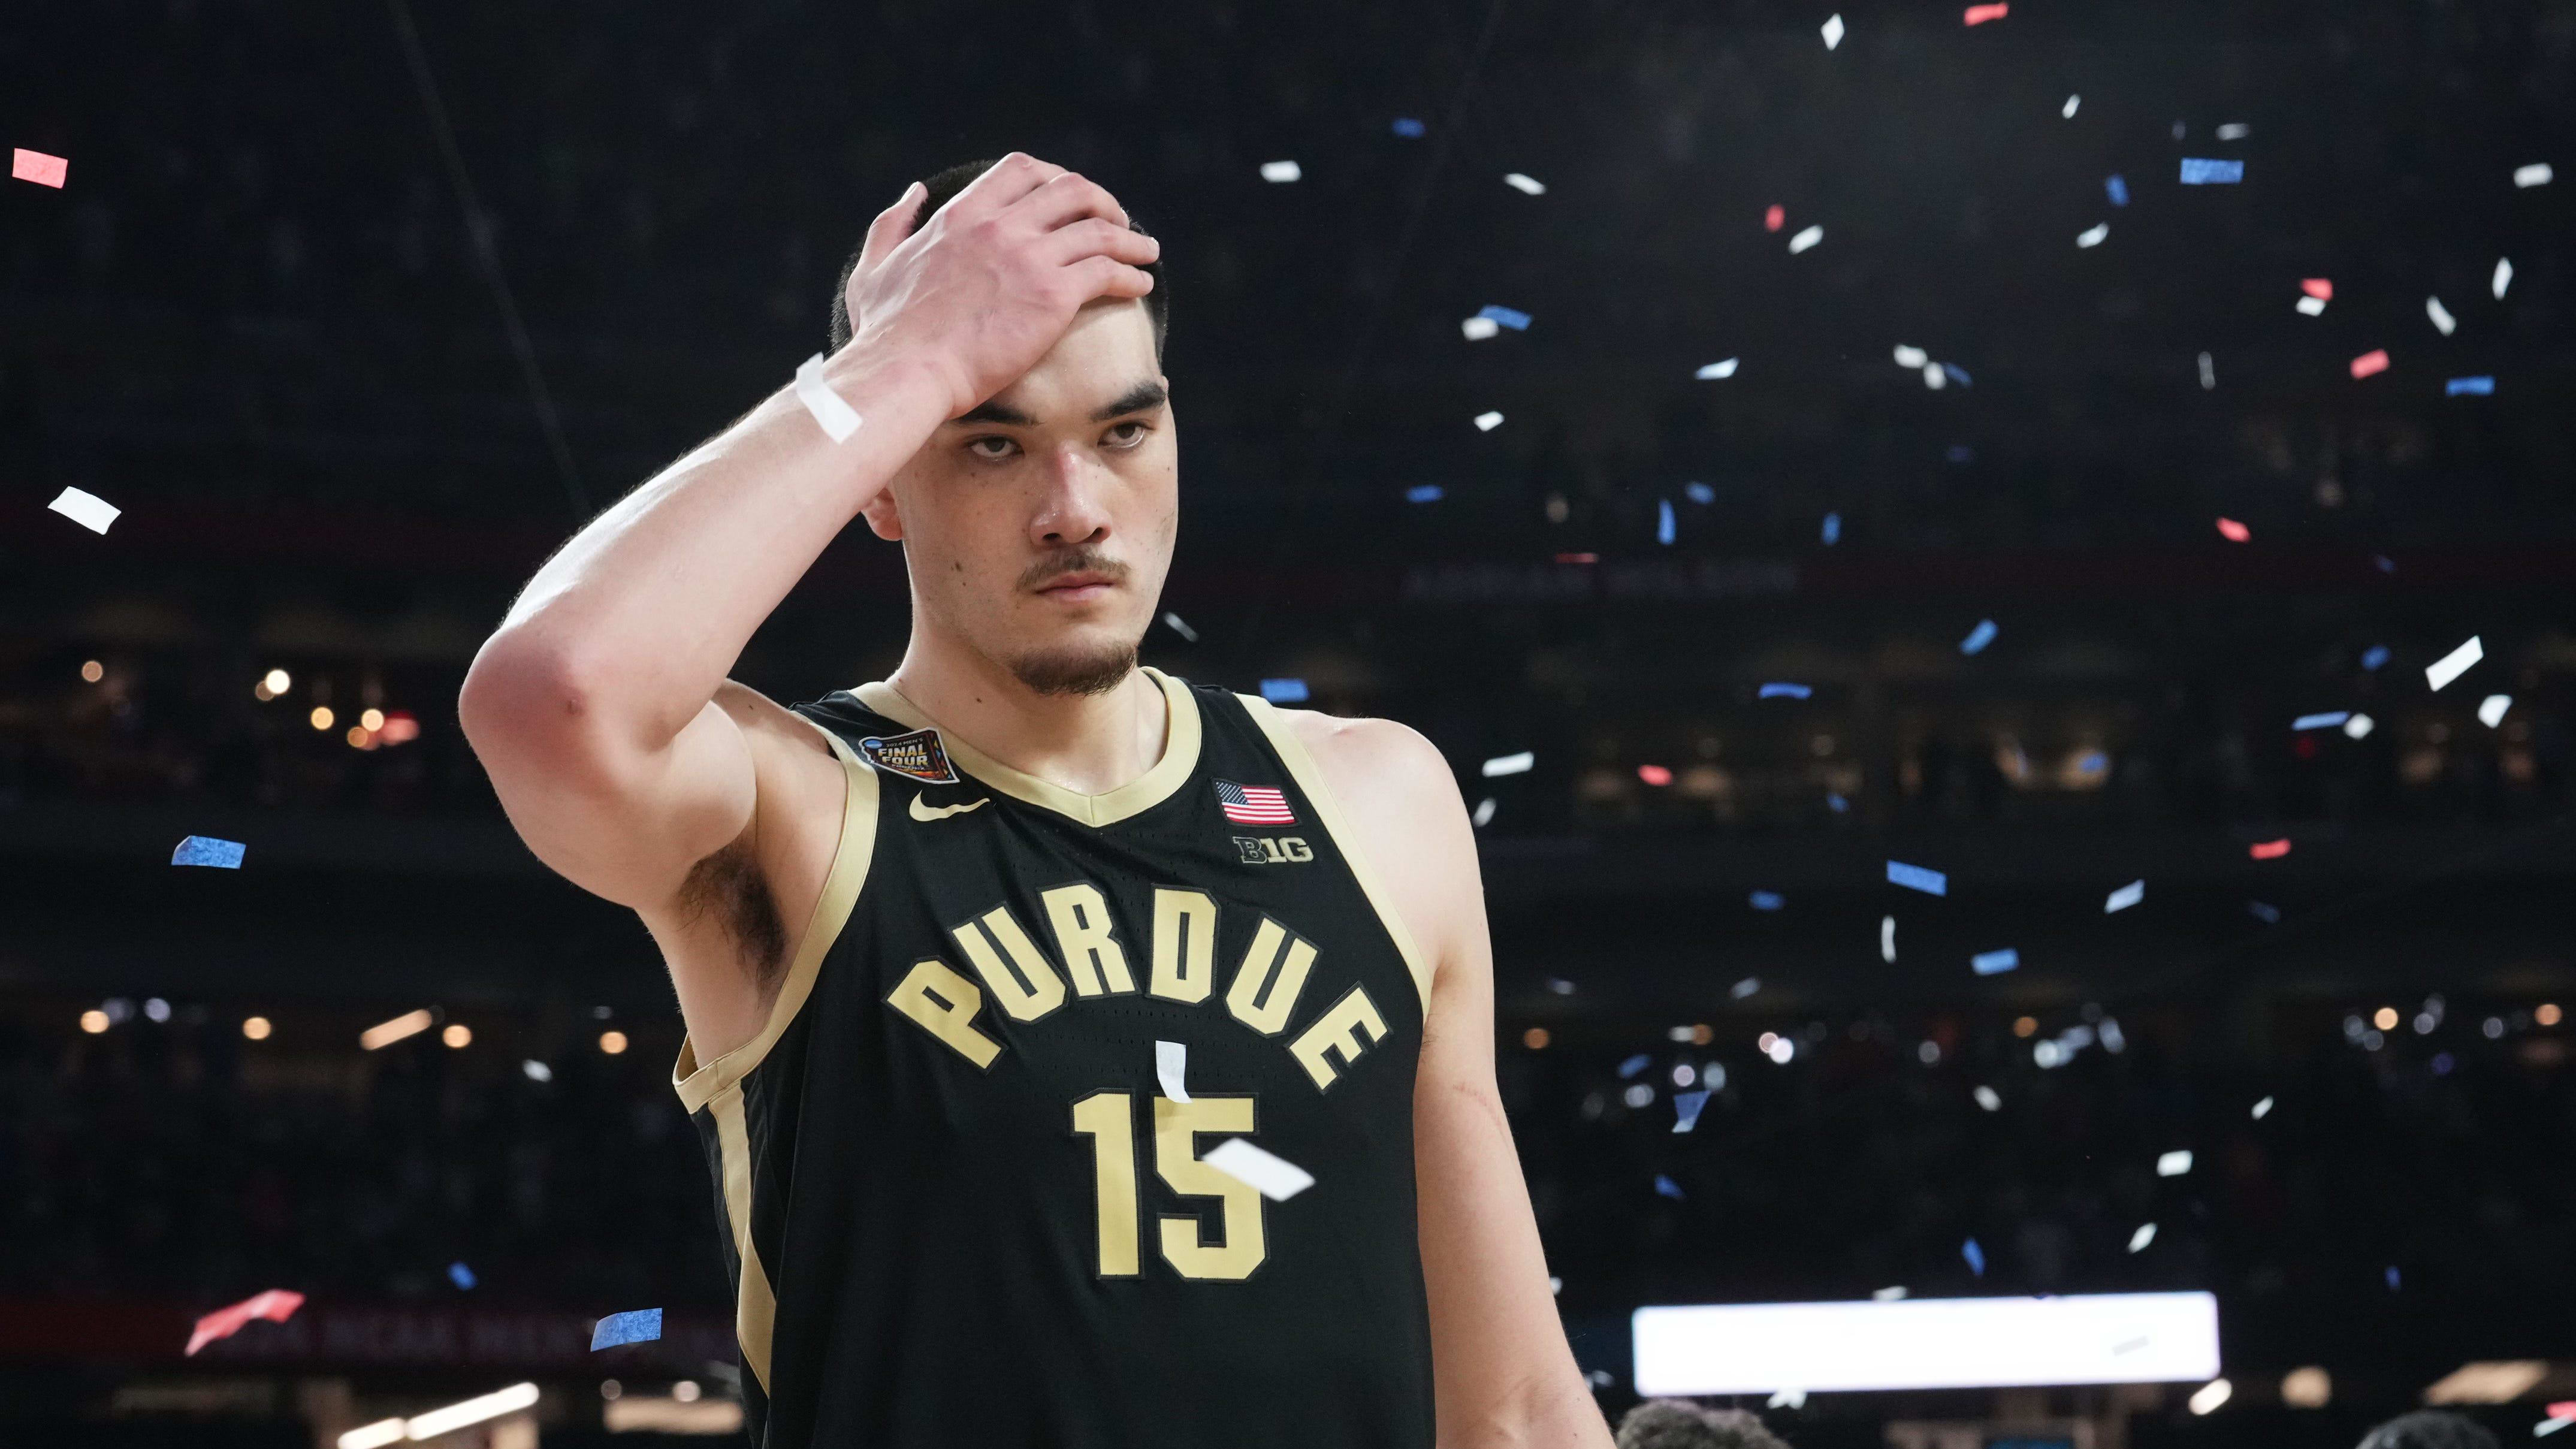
left=467, top=343, right=947, bottom=757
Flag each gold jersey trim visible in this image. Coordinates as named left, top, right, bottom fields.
left=1236, top=696, right=1437, bottom=1018
left=850, top=666, right=1202, bottom=829
left=708, top=1081, right=778, bottom=1390
left=672, top=723, right=880, bottom=1114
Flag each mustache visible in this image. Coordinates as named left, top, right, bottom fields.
left=1017, top=548, right=1132, bottom=593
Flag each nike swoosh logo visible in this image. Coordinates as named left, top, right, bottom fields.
left=910, top=795, right=991, bottom=822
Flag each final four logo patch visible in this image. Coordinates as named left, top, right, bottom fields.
left=858, top=727, right=960, bottom=784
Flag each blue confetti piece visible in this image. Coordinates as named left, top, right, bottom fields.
left=1392, top=117, right=1426, bottom=138
left=1749, top=890, right=1785, bottom=911
left=2077, top=750, right=2107, bottom=774
left=1656, top=499, right=1675, bottom=546
left=2360, top=645, right=2391, bottom=671
left=1945, top=445, right=1975, bottom=464
left=2106, top=173, right=2130, bottom=207
left=2446, top=376, right=2495, bottom=396
left=2291, top=711, right=2349, bottom=730
left=1759, top=683, right=1813, bottom=700
left=1960, top=619, right=1998, bottom=655
left=2248, top=901, right=2281, bottom=923
left=1888, top=860, right=1948, bottom=896
left=1822, top=511, right=1841, bottom=545
left=2179, top=157, right=2244, bottom=185
left=1654, top=1173, right=1685, bottom=1201
left=590, top=1308, right=662, bottom=1350
left=2385, top=1266, right=2400, bottom=1291
left=172, top=835, right=246, bottom=869
left=1971, top=948, right=2021, bottom=976
left=1940, top=363, right=1973, bottom=388
left=1617, top=1053, right=1653, bottom=1079
left=1404, top=484, right=1445, bottom=503
left=1962, top=1237, right=1986, bottom=1276
left=448, top=1261, right=477, bottom=1291
left=1475, top=304, right=1532, bottom=331
left=1828, top=792, right=1849, bottom=813
left=1258, top=678, right=1309, bottom=704
left=1684, top=482, right=1716, bottom=505
left=1672, top=1089, right=1712, bottom=1133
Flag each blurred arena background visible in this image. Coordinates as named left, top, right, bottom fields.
left=2, top=0, right=2572, bottom=1445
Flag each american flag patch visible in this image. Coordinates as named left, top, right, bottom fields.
left=1215, top=780, right=1295, bottom=826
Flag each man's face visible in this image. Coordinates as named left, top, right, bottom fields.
left=864, top=297, right=1175, bottom=696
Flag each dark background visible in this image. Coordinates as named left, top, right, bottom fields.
left=2, top=0, right=2572, bottom=1443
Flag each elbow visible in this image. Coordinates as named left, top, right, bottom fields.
left=460, top=629, right=604, bottom=769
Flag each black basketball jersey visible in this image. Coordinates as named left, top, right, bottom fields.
left=672, top=668, right=1438, bottom=1448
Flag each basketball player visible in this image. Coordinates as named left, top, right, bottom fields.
left=461, top=153, right=1609, bottom=1448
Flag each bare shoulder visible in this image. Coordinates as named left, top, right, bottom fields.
left=714, top=679, right=841, bottom=764
left=1275, top=708, right=1462, bottom=820
left=1270, top=708, right=1481, bottom=978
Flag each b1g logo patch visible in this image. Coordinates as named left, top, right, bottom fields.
left=1235, top=835, right=1314, bottom=865
left=858, top=728, right=959, bottom=784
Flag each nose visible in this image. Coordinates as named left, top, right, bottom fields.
left=1028, top=442, right=1112, bottom=550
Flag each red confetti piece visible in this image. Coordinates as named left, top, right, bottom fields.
left=2249, top=838, right=2291, bottom=861
left=2547, top=1402, right=2576, bottom=1420
left=2300, top=278, right=2333, bottom=301
left=1554, top=552, right=1597, bottom=564
left=1964, top=2, right=2009, bottom=22
left=1764, top=203, right=1785, bottom=233
left=11, top=148, right=68, bottom=188
left=2216, top=517, right=2251, bottom=542
left=2350, top=349, right=2390, bottom=379
left=186, top=1289, right=305, bottom=1356
left=1638, top=764, right=1674, bottom=786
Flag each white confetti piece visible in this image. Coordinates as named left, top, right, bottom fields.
left=793, top=354, right=863, bottom=443
left=1767, top=1388, right=1808, bottom=1409
left=1155, top=1040, right=1190, bottom=1102
left=2479, top=694, right=2512, bottom=728
left=2343, top=713, right=2375, bottom=739
left=1922, top=361, right=1947, bottom=390
left=1822, top=13, right=1846, bottom=48
left=2076, top=222, right=2109, bottom=248
left=1880, top=914, right=1896, bottom=963
left=1473, top=410, right=1504, bottom=431
left=2252, top=1095, right=2273, bottom=1119
left=1460, top=315, right=1500, bottom=341
left=521, top=1059, right=552, bottom=1082
left=2296, top=294, right=2327, bottom=317
left=2105, top=879, right=2145, bottom=913
left=1503, top=173, right=1547, bottom=196
left=2514, top=162, right=2554, bottom=188
left=2061, top=93, right=2080, bottom=118
left=1695, top=358, right=1740, bottom=379
left=2157, top=1149, right=2193, bottom=1177
left=1787, top=224, right=1824, bottom=254
left=1259, top=159, right=1301, bottom=183
left=1203, top=1137, right=1313, bottom=1200
left=48, top=487, right=120, bottom=534
left=2493, top=257, right=2514, bottom=300
left=1892, top=345, right=1928, bottom=369
left=2216, top=122, right=2251, bottom=140
left=2198, top=352, right=2216, bottom=390
left=2426, top=635, right=2483, bottom=692
left=1481, top=751, right=1534, bottom=777
left=1472, top=797, right=1496, bottom=827
left=1974, top=1086, right=2001, bottom=1112
left=2128, top=1222, right=2157, bottom=1252
left=1161, top=611, right=1198, bottom=642
left=1874, top=1285, right=1908, bottom=1301
left=2426, top=296, right=2457, bottom=335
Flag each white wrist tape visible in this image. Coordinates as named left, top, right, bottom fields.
left=794, top=353, right=863, bottom=443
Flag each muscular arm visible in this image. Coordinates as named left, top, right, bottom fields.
left=1291, top=714, right=1613, bottom=1449
left=457, top=155, right=1157, bottom=1056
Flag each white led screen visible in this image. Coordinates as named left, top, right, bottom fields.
left=1632, top=1292, right=2219, bottom=1396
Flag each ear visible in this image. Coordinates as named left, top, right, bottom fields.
left=859, top=487, right=904, bottom=542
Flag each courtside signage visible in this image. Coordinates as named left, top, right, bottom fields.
left=1631, top=1292, right=2219, bottom=1395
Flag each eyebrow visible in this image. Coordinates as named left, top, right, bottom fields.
left=950, top=379, right=1167, bottom=429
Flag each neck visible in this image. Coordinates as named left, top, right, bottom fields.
left=884, top=633, right=1168, bottom=797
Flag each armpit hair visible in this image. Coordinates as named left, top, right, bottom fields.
left=676, top=836, right=789, bottom=997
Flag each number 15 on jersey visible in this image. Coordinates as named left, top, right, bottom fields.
left=1070, top=1092, right=1266, bottom=1281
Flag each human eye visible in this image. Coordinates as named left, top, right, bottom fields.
left=1103, top=421, right=1151, bottom=449
left=965, top=435, right=1020, bottom=461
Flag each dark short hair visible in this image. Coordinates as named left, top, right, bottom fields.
left=828, top=158, right=1167, bottom=363
left=1614, top=1399, right=1792, bottom=1449
left=2355, top=1411, right=2502, bottom=1449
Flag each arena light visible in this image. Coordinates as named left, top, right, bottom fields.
left=403, top=1381, right=539, bottom=1439
left=360, top=1009, right=434, bottom=1050
left=1632, top=1292, right=2220, bottom=1395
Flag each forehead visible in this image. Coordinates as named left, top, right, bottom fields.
left=982, top=298, right=1159, bottom=416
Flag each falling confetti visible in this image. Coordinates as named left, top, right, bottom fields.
left=1963, top=2, right=2009, bottom=23
left=1880, top=915, right=1897, bottom=963
left=1502, top=173, right=1546, bottom=195
left=10, top=147, right=68, bottom=188
left=591, top=1308, right=663, bottom=1350
left=1161, top=612, right=1198, bottom=642
left=186, top=1290, right=306, bottom=1356
left=47, top=487, right=121, bottom=535
left=1767, top=1388, right=1808, bottom=1409
left=1974, top=1086, right=2002, bottom=1112
left=2198, top=352, right=2217, bottom=389
left=1763, top=203, right=1785, bottom=232
left=2157, top=1150, right=2194, bottom=1177
left=1156, top=1040, right=1190, bottom=1102
left=1758, top=683, right=1814, bottom=700
left=1748, top=890, right=1784, bottom=911
left=2076, top=223, right=2109, bottom=248
left=2349, top=349, right=2390, bottom=380
left=1893, top=344, right=1929, bottom=369
left=2252, top=1096, right=2275, bottom=1119
left=2447, top=376, right=2495, bottom=396
left=1258, top=160, right=1301, bottom=183
left=1731, top=977, right=1761, bottom=999
left=2249, top=838, right=2291, bottom=861
left=1475, top=304, right=1531, bottom=331
left=2492, top=257, right=2514, bottom=298
left=2248, top=901, right=2282, bottom=923
left=2361, top=645, right=2391, bottom=671
left=1258, top=678, right=1309, bottom=704
left=2478, top=694, right=2512, bottom=728
left=1473, top=410, right=1503, bottom=431
left=1971, top=948, right=2020, bottom=976
left=2105, top=174, right=2130, bottom=206
left=1787, top=225, right=1825, bottom=254
left=2426, top=296, right=2457, bottom=334
left=1821, top=13, right=1846, bottom=48
left=1962, top=1237, right=1986, bottom=1275
left=448, top=1262, right=478, bottom=1290
left=1695, top=358, right=1740, bottom=379
left=1959, top=619, right=1998, bottom=655
left=2216, top=518, right=2251, bottom=543
left=2105, top=879, right=2145, bottom=913
left=1391, top=117, right=1426, bottom=138
left=1205, top=1139, right=1308, bottom=1196
left=1822, top=512, right=1841, bottom=545
left=1638, top=762, right=1673, bottom=784
left=2128, top=1223, right=2158, bottom=1253
left=2514, top=162, right=2554, bottom=188
left=2425, top=635, right=2483, bottom=692
left=2343, top=713, right=2375, bottom=739
left=1656, top=500, right=1676, bottom=545
left=2216, top=122, right=2251, bottom=140
left=1405, top=484, right=1444, bottom=503
left=521, top=1059, right=552, bottom=1082
left=2291, top=711, right=2351, bottom=730
left=2062, top=94, right=2080, bottom=119
left=1672, top=1089, right=1712, bottom=1133
left=1460, top=316, right=1500, bottom=341
left=2178, top=158, right=2244, bottom=185
left=1888, top=861, right=1947, bottom=896
left=1654, top=1173, right=1685, bottom=1200
left=1471, top=798, right=1496, bottom=827
left=1481, top=751, right=1534, bottom=777
left=172, top=835, right=247, bottom=869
